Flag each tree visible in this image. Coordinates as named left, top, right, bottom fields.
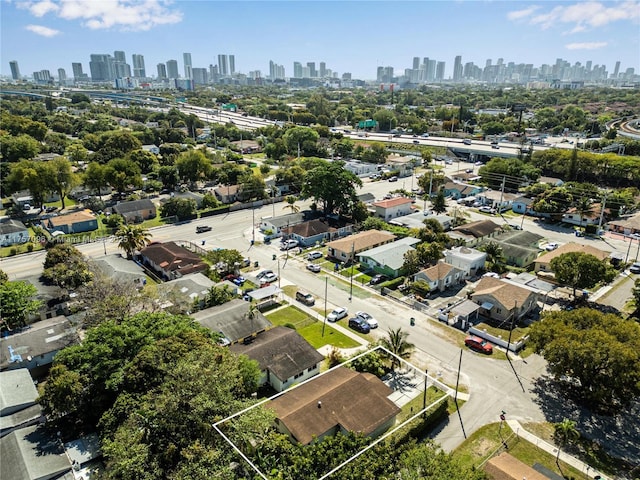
left=283, top=195, right=300, bottom=214
left=83, top=162, right=108, bottom=195
left=5, top=160, right=50, bottom=207
left=127, top=149, right=158, bottom=174
left=175, top=150, right=212, bottom=183
left=282, top=126, right=320, bottom=156
left=529, top=308, right=640, bottom=412
left=115, top=224, right=152, bottom=259
left=44, top=157, right=79, bottom=210
left=201, top=285, right=235, bottom=309
left=373, top=109, right=397, bottom=132
left=379, top=328, right=415, bottom=371
left=632, top=278, right=640, bottom=312
left=160, top=197, right=197, bottom=220
left=479, top=241, right=506, bottom=273
left=573, top=197, right=593, bottom=231
left=105, top=158, right=142, bottom=194
left=0, top=133, right=40, bottom=162
left=553, top=418, right=580, bottom=471
left=42, top=244, right=92, bottom=289
left=301, top=160, right=362, bottom=214
left=431, top=189, right=447, bottom=214
left=0, top=281, right=42, bottom=330
left=0, top=269, right=8, bottom=284
left=550, top=252, right=614, bottom=298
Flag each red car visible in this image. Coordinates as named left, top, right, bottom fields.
left=465, top=335, right=493, bottom=354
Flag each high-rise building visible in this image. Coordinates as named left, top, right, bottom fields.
left=157, top=63, right=167, bottom=79
left=293, top=62, right=303, bottom=78
left=435, top=61, right=445, bottom=82
left=89, top=54, right=115, bottom=82
left=132, top=54, right=146, bottom=78
left=306, top=62, right=316, bottom=77
left=166, top=59, right=179, bottom=79
left=413, top=57, right=420, bottom=70
left=319, top=62, right=326, bottom=77
left=113, top=50, right=131, bottom=77
left=192, top=67, right=208, bottom=84
left=229, top=55, right=235, bottom=75
left=613, top=61, right=621, bottom=78
left=453, top=55, right=463, bottom=81
left=58, top=68, right=67, bottom=84
left=9, top=60, right=21, bottom=80
left=342, top=72, right=351, bottom=80
left=269, top=60, right=285, bottom=80
left=426, top=59, right=436, bottom=82
left=33, top=70, right=52, bottom=83
left=218, top=54, right=228, bottom=76
left=72, top=62, right=84, bottom=79
left=183, top=52, right=192, bottom=79
left=376, top=66, right=384, bottom=82
left=209, top=64, right=219, bottom=81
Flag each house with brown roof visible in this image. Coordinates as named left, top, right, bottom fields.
left=326, top=230, right=396, bottom=262
left=414, top=261, right=465, bottom=292
left=449, top=220, right=503, bottom=246
left=607, top=211, right=640, bottom=236
left=46, top=210, right=98, bottom=234
left=269, top=366, right=400, bottom=445
left=280, top=218, right=352, bottom=247
left=534, top=242, right=610, bottom=273
left=372, top=197, right=414, bottom=221
left=111, top=199, right=156, bottom=223
left=562, top=203, right=610, bottom=227
left=384, top=155, right=416, bottom=177
left=484, top=452, right=549, bottom=480
left=471, top=277, right=539, bottom=323
left=213, top=184, right=241, bottom=204
left=230, top=326, right=324, bottom=392
left=139, top=241, right=209, bottom=280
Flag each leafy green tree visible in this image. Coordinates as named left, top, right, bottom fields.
left=205, top=249, right=244, bottom=276
left=529, top=308, right=640, bottom=412
left=126, top=149, right=158, bottom=174
left=102, top=131, right=143, bottom=157
left=373, top=109, right=397, bottom=131
left=361, top=216, right=388, bottom=231
left=431, top=189, right=447, bottom=214
left=43, top=157, right=79, bottom=210
left=553, top=417, right=580, bottom=471
left=361, top=143, right=388, bottom=164
left=115, top=224, right=151, bottom=259
left=379, top=328, right=415, bottom=371
left=5, top=160, right=50, bottom=207
left=42, top=244, right=92, bottom=289
left=66, top=143, right=89, bottom=163
left=632, top=278, right=640, bottom=312
left=479, top=241, right=506, bottom=273
left=283, top=195, right=300, bottom=214
left=175, top=150, right=212, bottom=183
left=200, top=285, right=235, bottom=309
left=282, top=126, right=320, bottom=156
left=157, top=165, right=179, bottom=191
left=83, top=162, right=108, bottom=195
left=347, top=349, right=386, bottom=377
left=0, top=269, right=8, bottom=284
left=550, top=252, right=614, bottom=298
left=105, top=158, right=142, bottom=194
left=0, top=281, right=42, bottom=330
left=573, top=197, right=594, bottom=231
left=238, top=171, right=266, bottom=201
left=301, top=160, right=362, bottom=214
left=160, top=197, right=197, bottom=220
left=0, top=133, right=41, bottom=162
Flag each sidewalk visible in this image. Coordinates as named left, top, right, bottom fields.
left=506, top=419, right=611, bottom=480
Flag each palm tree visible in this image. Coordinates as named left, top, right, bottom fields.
left=574, top=197, right=594, bottom=232
left=449, top=206, right=470, bottom=227
left=283, top=195, right=300, bottom=214
left=380, top=328, right=415, bottom=371
left=480, top=241, right=506, bottom=273
left=115, top=224, right=151, bottom=259
left=553, top=418, right=580, bottom=472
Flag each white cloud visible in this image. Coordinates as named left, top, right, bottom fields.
left=565, top=41, right=608, bottom=50
left=508, top=1, right=640, bottom=32
left=18, top=0, right=183, bottom=31
left=25, top=23, right=60, bottom=36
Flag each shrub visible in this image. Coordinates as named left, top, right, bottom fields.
left=379, top=276, right=406, bottom=290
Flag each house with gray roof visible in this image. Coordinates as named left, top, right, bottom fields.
left=443, top=181, right=484, bottom=200
left=0, top=316, right=77, bottom=374
left=357, top=237, right=421, bottom=277
left=259, top=210, right=320, bottom=238
left=0, top=220, right=29, bottom=247
left=1, top=425, right=74, bottom=480
left=0, top=369, right=43, bottom=438
left=280, top=218, right=351, bottom=247
left=512, top=196, right=533, bottom=214
left=157, top=272, right=216, bottom=310
left=389, top=211, right=453, bottom=231
left=111, top=199, right=156, bottom=223
left=230, top=326, right=324, bottom=392
left=191, top=298, right=272, bottom=346
left=449, top=220, right=503, bottom=246
left=414, top=262, right=465, bottom=292
left=479, top=230, right=544, bottom=268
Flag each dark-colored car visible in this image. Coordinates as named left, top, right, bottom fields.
left=196, top=225, right=212, bottom=233
left=465, top=335, right=493, bottom=354
left=369, top=274, right=389, bottom=285
left=349, top=317, right=371, bottom=334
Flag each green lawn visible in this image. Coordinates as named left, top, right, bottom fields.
left=397, top=386, right=447, bottom=423
left=474, top=323, right=530, bottom=344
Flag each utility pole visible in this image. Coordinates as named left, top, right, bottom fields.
left=597, top=192, right=608, bottom=233
left=497, top=175, right=506, bottom=214
left=349, top=242, right=355, bottom=301
left=322, top=277, right=328, bottom=337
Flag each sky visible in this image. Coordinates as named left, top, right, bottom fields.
left=1, top=0, right=639, bottom=80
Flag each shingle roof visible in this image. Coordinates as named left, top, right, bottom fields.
left=535, top=242, right=610, bottom=266
left=357, top=237, right=420, bottom=270
left=453, top=220, right=502, bottom=238
left=281, top=218, right=336, bottom=238
left=48, top=210, right=96, bottom=227
left=373, top=197, right=413, bottom=208
left=140, top=242, right=208, bottom=276
left=494, top=230, right=544, bottom=247
left=191, top=298, right=272, bottom=344
left=326, top=230, right=396, bottom=253
left=0, top=220, right=28, bottom=235
left=418, top=262, right=458, bottom=281
left=230, top=326, right=324, bottom=382
left=112, top=199, right=156, bottom=215
left=484, top=452, right=549, bottom=480
left=267, top=211, right=319, bottom=229
left=472, top=277, right=535, bottom=311
left=269, top=367, right=400, bottom=445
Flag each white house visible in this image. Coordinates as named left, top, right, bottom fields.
left=476, top=190, right=519, bottom=212
left=443, top=246, right=487, bottom=277
left=372, top=197, right=414, bottom=221
left=142, top=144, right=160, bottom=155
left=0, top=220, right=29, bottom=247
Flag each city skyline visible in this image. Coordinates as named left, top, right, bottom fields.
left=1, top=0, right=639, bottom=80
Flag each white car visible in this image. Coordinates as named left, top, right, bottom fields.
left=259, top=272, right=278, bottom=284
left=280, top=239, right=299, bottom=251
left=307, top=251, right=323, bottom=260
left=545, top=242, right=559, bottom=251
left=306, top=263, right=321, bottom=273
left=356, top=311, right=378, bottom=329
left=479, top=206, right=496, bottom=214
left=327, top=307, right=348, bottom=322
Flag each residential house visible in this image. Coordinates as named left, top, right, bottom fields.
left=269, top=366, right=401, bottom=445
left=342, top=160, right=377, bottom=177
left=230, top=139, right=261, bottom=154
left=1, top=425, right=74, bottom=480
left=476, top=190, right=519, bottom=212
left=471, top=276, right=539, bottom=323
left=562, top=203, right=609, bottom=228
left=372, top=197, right=414, bottom=221
left=0, top=316, right=78, bottom=374
left=511, top=196, right=533, bottom=214
left=171, top=191, right=205, bottom=208
left=479, top=231, right=544, bottom=268
left=450, top=171, right=481, bottom=183
left=357, top=192, right=376, bottom=205
left=449, top=220, right=503, bottom=246
left=157, top=272, right=216, bottom=309
left=534, top=242, right=610, bottom=273
left=142, top=144, right=160, bottom=155
left=0, top=220, right=29, bottom=246
left=357, top=237, right=421, bottom=277
left=192, top=298, right=273, bottom=346
left=111, top=199, right=157, bottom=223
left=230, top=326, right=324, bottom=392
left=607, top=211, right=640, bottom=236
left=260, top=211, right=318, bottom=238
left=484, top=452, right=549, bottom=480
left=443, top=246, right=487, bottom=277
left=12, top=190, right=60, bottom=208
left=538, top=176, right=564, bottom=187
left=442, top=181, right=484, bottom=200
left=213, top=184, right=241, bottom=204
left=385, top=155, right=417, bottom=177
left=139, top=241, right=209, bottom=280
left=46, top=210, right=98, bottom=234
left=326, top=230, right=396, bottom=262
left=414, top=261, right=465, bottom=292
left=0, top=369, right=43, bottom=438
left=389, top=211, right=453, bottom=231
left=91, top=253, right=147, bottom=285
left=280, top=218, right=352, bottom=247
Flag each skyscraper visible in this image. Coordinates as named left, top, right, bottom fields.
left=218, top=54, right=228, bottom=76
left=58, top=68, right=67, bottom=84
left=9, top=60, right=21, bottom=80
left=166, top=59, right=179, bottom=79
left=183, top=52, right=192, bottom=79
left=192, top=67, right=208, bottom=84
left=307, top=62, right=316, bottom=77
left=132, top=54, right=146, bottom=78
left=229, top=55, right=235, bottom=75
left=453, top=55, right=463, bottom=81
left=613, top=61, right=621, bottom=78
left=72, top=62, right=84, bottom=79
left=157, top=63, right=167, bottom=79
left=319, top=62, right=326, bottom=77
left=435, top=61, right=445, bottom=82
left=113, top=50, right=131, bottom=77
left=293, top=62, right=303, bottom=78
left=413, top=57, right=420, bottom=70
left=89, top=54, right=115, bottom=81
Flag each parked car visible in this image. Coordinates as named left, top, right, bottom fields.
left=306, top=263, right=321, bottom=273
left=280, top=239, right=299, bottom=251
left=259, top=272, right=278, bottom=285
left=478, top=206, right=496, bottom=214
left=356, top=311, right=378, bottom=329
left=256, top=269, right=273, bottom=280
left=196, top=225, right=212, bottom=233
left=629, top=262, right=640, bottom=274
left=295, top=291, right=315, bottom=306
left=412, top=140, right=420, bottom=144
left=369, top=274, right=389, bottom=285
left=349, top=317, right=371, bottom=334
left=463, top=139, right=472, bottom=145
left=509, top=224, right=522, bottom=230
left=545, top=242, right=559, bottom=251
left=223, top=274, right=245, bottom=286
left=420, top=133, right=430, bottom=138
left=307, top=251, right=323, bottom=260
left=327, top=307, right=348, bottom=322
left=465, top=335, right=493, bottom=354
left=445, top=159, right=453, bottom=165
left=388, top=176, right=398, bottom=182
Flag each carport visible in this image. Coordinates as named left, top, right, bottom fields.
left=247, top=285, right=282, bottom=310
left=451, top=300, right=481, bottom=329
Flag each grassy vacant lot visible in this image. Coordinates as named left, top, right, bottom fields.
left=453, top=423, right=584, bottom=479
left=475, top=323, right=530, bottom=343
left=265, top=305, right=360, bottom=349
